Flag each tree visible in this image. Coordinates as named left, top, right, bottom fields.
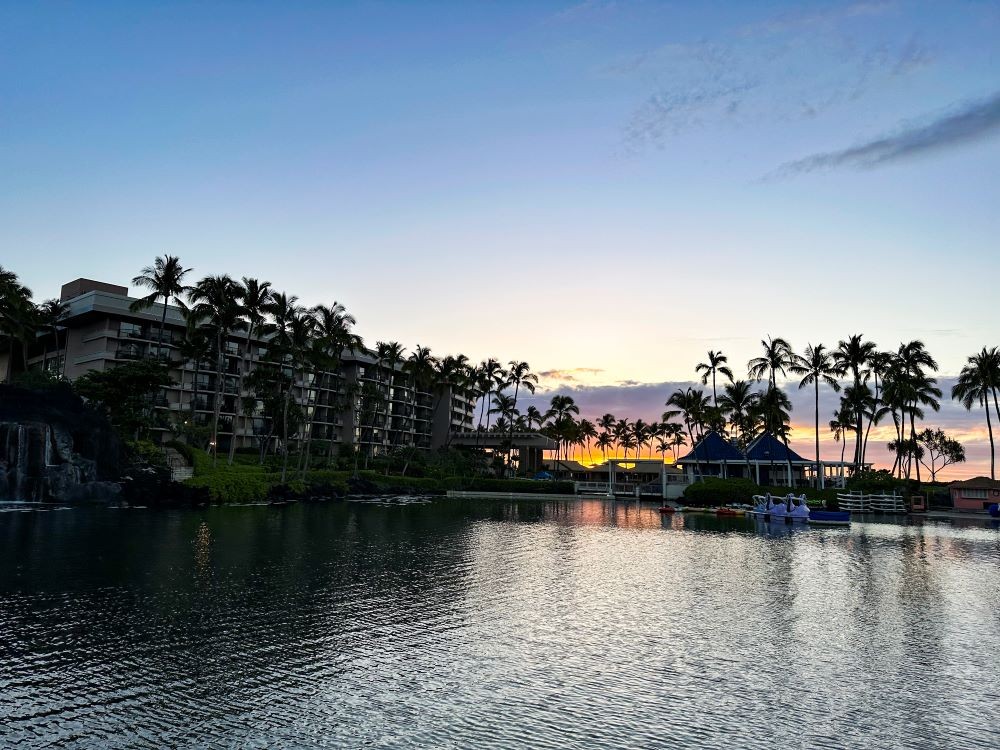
left=0, top=265, right=34, bottom=382
left=748, top=336, right=793, bottom=390
left=228, top=277, right=273, bottom=465
left=666, top=387, right=710, bottom=481
left=129, top=255, right=190, bottom=358
left=916, top=428, right=965, bottom=482
left=544, top=395, right=579, bottom=467
left=36, top=299, right=70, bottom=375
left=505, top=361, right=538, bottom=472
left=833, top=334, right=877, bottom=470
left=952, top=347, right=1000, bottom=479
left=75, top=360, right=173, bottom=439
left=696, top=350, right=733, bottom=407
left=895, top=340, right=941, bottom=482
left=792, top=343, right=842, bottom=488
left=188, top=275, right=245, bottom=466
left=829, top=408, right=855, bottom=477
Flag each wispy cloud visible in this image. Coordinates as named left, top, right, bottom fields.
left=770, top=90, right=1000, bottom=177
left=537, top=367, right=605, bottom=383
left=737, top=1, right=895, bottom=37
left=618, top=9, right=935, bottom=152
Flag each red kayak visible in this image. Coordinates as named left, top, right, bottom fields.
left=658, top=506, right=676, bottom=513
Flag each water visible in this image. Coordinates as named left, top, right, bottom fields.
left=2, top=500, right=998, bottom=749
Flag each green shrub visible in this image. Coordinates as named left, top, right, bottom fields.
left=185, top=473, right=273, bottom=503
left=682, top=478, right=839, bottom=507
left=127, top=439, right=167, bottom=467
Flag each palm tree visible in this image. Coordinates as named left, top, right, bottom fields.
left=666, top=388, right=710, bottom=481
left=545, top=395, right=579, bottom=468
left=596, top=431, right=613, bottom=462
left=578, top=418, right=598, bottom=464
left=226, top=278, right=273, bottom=465
left=375, top=340, right=406, bottom=468
left=176, top=311, right=211, bottom=427
left=748, top=336, right=793, bottom=389
left=952, top=347, right=1000, bottom=479
left=400, top=345, right=439, bottom=475
left=759, top=385, right=794, bottom=486
left=896, top=340, right=941, bottom=482
left=130, top=255, right=190, bottom=358
left=792, top=343, right=842, bottom=488
left=505, top=361, right=538, bottom=472
left=524, top=405, right=545, bottom=430
left=833, top=334, right=877, bottom=470
left=696, top=350, right=734, bottom=407
left=37, top=299, right=70, bottom=375
left=829, top=408, right=855, bottom=488
left=188, top=275, right=245, bottom=466
left=304, top=304, right=360, bottom=474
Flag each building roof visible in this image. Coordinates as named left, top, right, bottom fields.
left=947, top=476, right=1000, bottom=490
left=676, top=431, right=745, bottom=464
left=746, top=433, right=809, bottom=463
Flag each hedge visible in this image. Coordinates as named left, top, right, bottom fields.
left=442, top=477, right=576, bottom=494
left=185, top=473, right=275, bottom=503
left=682, top=478, right=839, bottom=507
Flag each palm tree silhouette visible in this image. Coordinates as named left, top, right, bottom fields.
left=696, top=350, right=734, bottom=407
left=130, top=255, right=190, bottom=358
left=792, top=343, right=842, bottom=488
left=952, top=347, right=1000, bottom=479
left=188, top=275, right=245, bottom=466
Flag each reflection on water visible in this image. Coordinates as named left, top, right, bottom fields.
left=1, top=499, right=998, bottom=749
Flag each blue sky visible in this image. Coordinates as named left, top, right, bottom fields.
left=3, top=1, right=999, bottom=472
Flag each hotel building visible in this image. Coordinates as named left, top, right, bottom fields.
left=5, top=278, right=476, bottom=455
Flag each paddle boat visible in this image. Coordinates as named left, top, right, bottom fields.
left=748, top=493, right=817, bottom=524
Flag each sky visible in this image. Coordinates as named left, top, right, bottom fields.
left=2, top=1, right=999, bottom=477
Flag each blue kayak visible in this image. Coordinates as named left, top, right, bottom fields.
left=809, top=510, right=851, bottom=526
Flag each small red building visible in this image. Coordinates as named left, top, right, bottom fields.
left=947, top=477, right=1000, bottom=512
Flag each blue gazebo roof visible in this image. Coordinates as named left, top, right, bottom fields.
left=677, top=431, right=745, bottom=464
left=745, top=433, right=809, bottom=463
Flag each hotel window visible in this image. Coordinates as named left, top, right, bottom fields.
left=963, top=489, right=988, bottom=499
left=119, top=322, right=143, bottom=338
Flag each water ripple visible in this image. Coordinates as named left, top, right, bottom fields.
left=1, top=501, right=998, bottom=748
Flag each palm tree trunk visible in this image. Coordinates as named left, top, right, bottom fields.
left=910, top=409, right=921, bottom=483
left=211, top=331, right=224, bottom=467
left=814, top=379, right=821, bottom=489
left=986, top=391, right=996, bottom=480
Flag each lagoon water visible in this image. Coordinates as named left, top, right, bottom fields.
left=2, top=499, right=999, bottom=749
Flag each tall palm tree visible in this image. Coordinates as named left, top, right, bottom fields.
left=667, top=388, right=710, bottom=481
left=829, top=408, right=855, bottom=488
left=130, top=255, right=190, bottom=358
left=227, top=278, right=273, bottom=465
left=188, top=275, right=245, bottom=466
left=524, top=405, right=545, bottom=430
left=545, top=395, right=579, bottom=468
left=832, top=334, right=877, bottom=470
left=696, top=350, right=734, bottom=407
left=792, top=343, right=842, bottom=488
left=748, top=336, right=793, bottom=389
left=952, top=347, right=1000, bottom=479
left=896, top=340, right=941, bottom=482
left=37, top=299, right=70, bottom=375
left=505, top=361, right=538, bottom=472
left=376, top=340, right=406, bottom=467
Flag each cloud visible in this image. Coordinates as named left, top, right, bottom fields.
left=537, top=367, right=604, bottom=384
left=770, top=91, right=1000, bottom=177
left=617, top=2, right=939, bottom=152
left=550, top=0, right=618, bottom=24
left=737, top=1, right=895, bottom=37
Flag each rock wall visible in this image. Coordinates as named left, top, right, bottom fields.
left=0, top=385, right=122, bottom=503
